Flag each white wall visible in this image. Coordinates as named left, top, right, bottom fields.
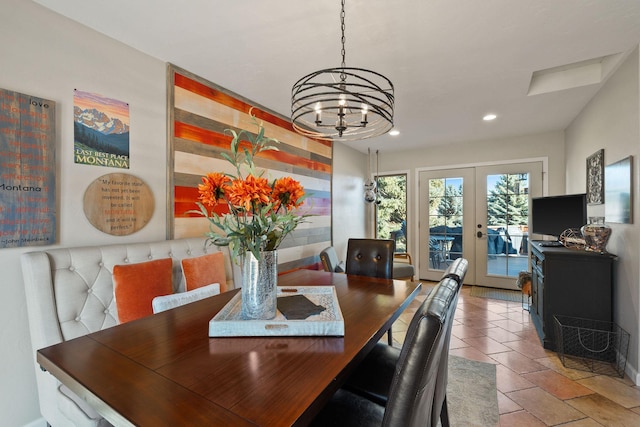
left=0, top=1, right=167, bottom=425
left=377, top=131, right=567, bottom=265
left=330, top=142, right=369, bottom=261
left=0, top=4, right=371, bottom=425
left=565, top=47, right=640, bottom=383
left=3, top=1, right=638, bottom=425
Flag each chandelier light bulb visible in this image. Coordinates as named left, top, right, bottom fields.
left=361, top=104, right=368, bottom=124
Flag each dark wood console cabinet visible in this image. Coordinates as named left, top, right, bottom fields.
left=529, top=241, right=615, bottom=350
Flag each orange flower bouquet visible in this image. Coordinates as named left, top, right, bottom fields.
left=193, top=116, right=309, bottom=263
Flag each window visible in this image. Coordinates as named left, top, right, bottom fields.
left=375, top=174, right=408, bottom=252
left=429, top=177, right=463, bottom=266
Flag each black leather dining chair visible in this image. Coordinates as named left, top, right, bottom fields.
left=345, top=238, right=394, bottom=279
left=433, top=258, right=468, bottom=426
left=311, top=275, right=462, bottom=427
left=345, top=238, right=395, bottom=344
left=442, top=257, right=469, bottom=286
left=338, top=259, right=468, bottom=426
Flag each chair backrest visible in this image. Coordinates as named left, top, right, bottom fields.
left=345, top=238, right=394, bottom=279
left=431, top=274, right=464, bottom=426
left=442, top=257, right=469, bottom=285
left=20, top=237, right=238, bottom=427
left=320, top=246, right=342, bottom=272
left=382, top=276, right=461, bottom=427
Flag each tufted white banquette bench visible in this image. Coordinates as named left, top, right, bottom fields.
left=21, top=237, right=237, bottom=427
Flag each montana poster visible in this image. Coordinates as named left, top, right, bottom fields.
left=74, top=89, right=130, bottom=168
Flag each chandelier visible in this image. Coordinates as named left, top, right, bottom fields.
left=291, top=0, right=395, bottom=141
left=364, top=148, right=380, bottom=204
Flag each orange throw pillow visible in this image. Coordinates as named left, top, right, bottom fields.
left=181, top=252, right=228, bottom=292
left=113, top=258, right=173, bottom=323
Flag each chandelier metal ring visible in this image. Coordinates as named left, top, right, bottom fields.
left=290, top=0, right=395, bottom=141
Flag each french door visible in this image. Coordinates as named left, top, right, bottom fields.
left=418, top=161, right=542, bottom=289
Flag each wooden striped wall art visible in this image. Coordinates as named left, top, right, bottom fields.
left=167, top=64, right=331, bottom=272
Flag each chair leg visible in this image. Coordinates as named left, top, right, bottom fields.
left=440, top=395, right=450, bottom=427
left=387, top=329, right=393, bottom=346
left=522, top=291, right=531, bottom=312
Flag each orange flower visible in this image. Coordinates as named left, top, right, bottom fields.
left=272, top=177, right=305, bottom=210
left=193, top=116, right=312, bottom=259
left=227, top=175, right=272, bottom=212
left=198, top=172, right=231, bottom=207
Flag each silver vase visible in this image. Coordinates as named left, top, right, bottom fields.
left=241, top=250, right=277, bottom=320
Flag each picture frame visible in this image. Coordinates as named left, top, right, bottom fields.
left=586, top=149, right=604, bottom=205
left=166, top=64, right=332, bottom=272
left=605, top=155, right=633, bottom=223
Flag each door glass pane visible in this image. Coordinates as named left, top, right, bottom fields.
left=486, top=173, right=529, bottom=277
left=375, top=174, right=407, bottom=252
left=428, top=177, right=463, bottom=270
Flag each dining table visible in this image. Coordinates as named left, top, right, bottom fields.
left=37, top=269, right=422, bottom=426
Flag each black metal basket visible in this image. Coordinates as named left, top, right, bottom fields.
left=554, top=315, right=630, bottom=378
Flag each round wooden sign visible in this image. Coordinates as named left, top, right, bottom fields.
left=83, top=173, right=154, bottom=236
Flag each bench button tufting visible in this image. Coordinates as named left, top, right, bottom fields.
left=98, top=262, right=104, bottom=267
left=168, top=252, right=173, bottom=258
left=87, top=288, right=92, bottom=294
left=187, top=250, right=192, bottom=255
left=148, top=255, right=153, bottom=260
left=104, top=309, right=109, bottom=314
left=124, top=258, right=129, bottom=263
left=75, top=316, right=81, bottom=322
left=69, top=266, right=75, bottom=271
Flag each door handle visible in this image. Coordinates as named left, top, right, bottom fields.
left=477, top=231, right=485, bottom=238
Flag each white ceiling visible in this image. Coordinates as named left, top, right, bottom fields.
left=34, top=0, right=640, bottom=153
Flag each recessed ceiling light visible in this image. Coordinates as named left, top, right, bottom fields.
left=389, top=129, right=400, bottom=136
left=483, top=114, right=497, bottom=121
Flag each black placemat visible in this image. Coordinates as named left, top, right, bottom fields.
left=277, top=294, right=326, bottom=320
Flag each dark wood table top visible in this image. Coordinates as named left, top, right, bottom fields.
left=38, top=269, right=421, bottom=426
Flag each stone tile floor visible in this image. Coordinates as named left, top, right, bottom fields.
left=390, top=284, right=640, bottom=426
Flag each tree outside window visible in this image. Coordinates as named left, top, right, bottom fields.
left=486, top=174, right=529, bottom=227
left=375, top=174, right=407, bottom=252
left=486, top=173, right=530, bottom=258
left=428, top=178, right=464, bottom=264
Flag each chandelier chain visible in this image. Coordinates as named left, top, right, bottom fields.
left=340, top=0, right=346, bottom=81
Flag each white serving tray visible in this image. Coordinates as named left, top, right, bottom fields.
left=209, top=286, right=344, bottom=337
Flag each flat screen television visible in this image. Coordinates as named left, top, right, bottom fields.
left=531, top=193, right=587, bottom=241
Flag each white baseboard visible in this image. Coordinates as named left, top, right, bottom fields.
left=627, top=363, right=639, bottom=386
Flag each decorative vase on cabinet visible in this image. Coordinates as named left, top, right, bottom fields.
left=581, top=218, right=611, bottom=253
